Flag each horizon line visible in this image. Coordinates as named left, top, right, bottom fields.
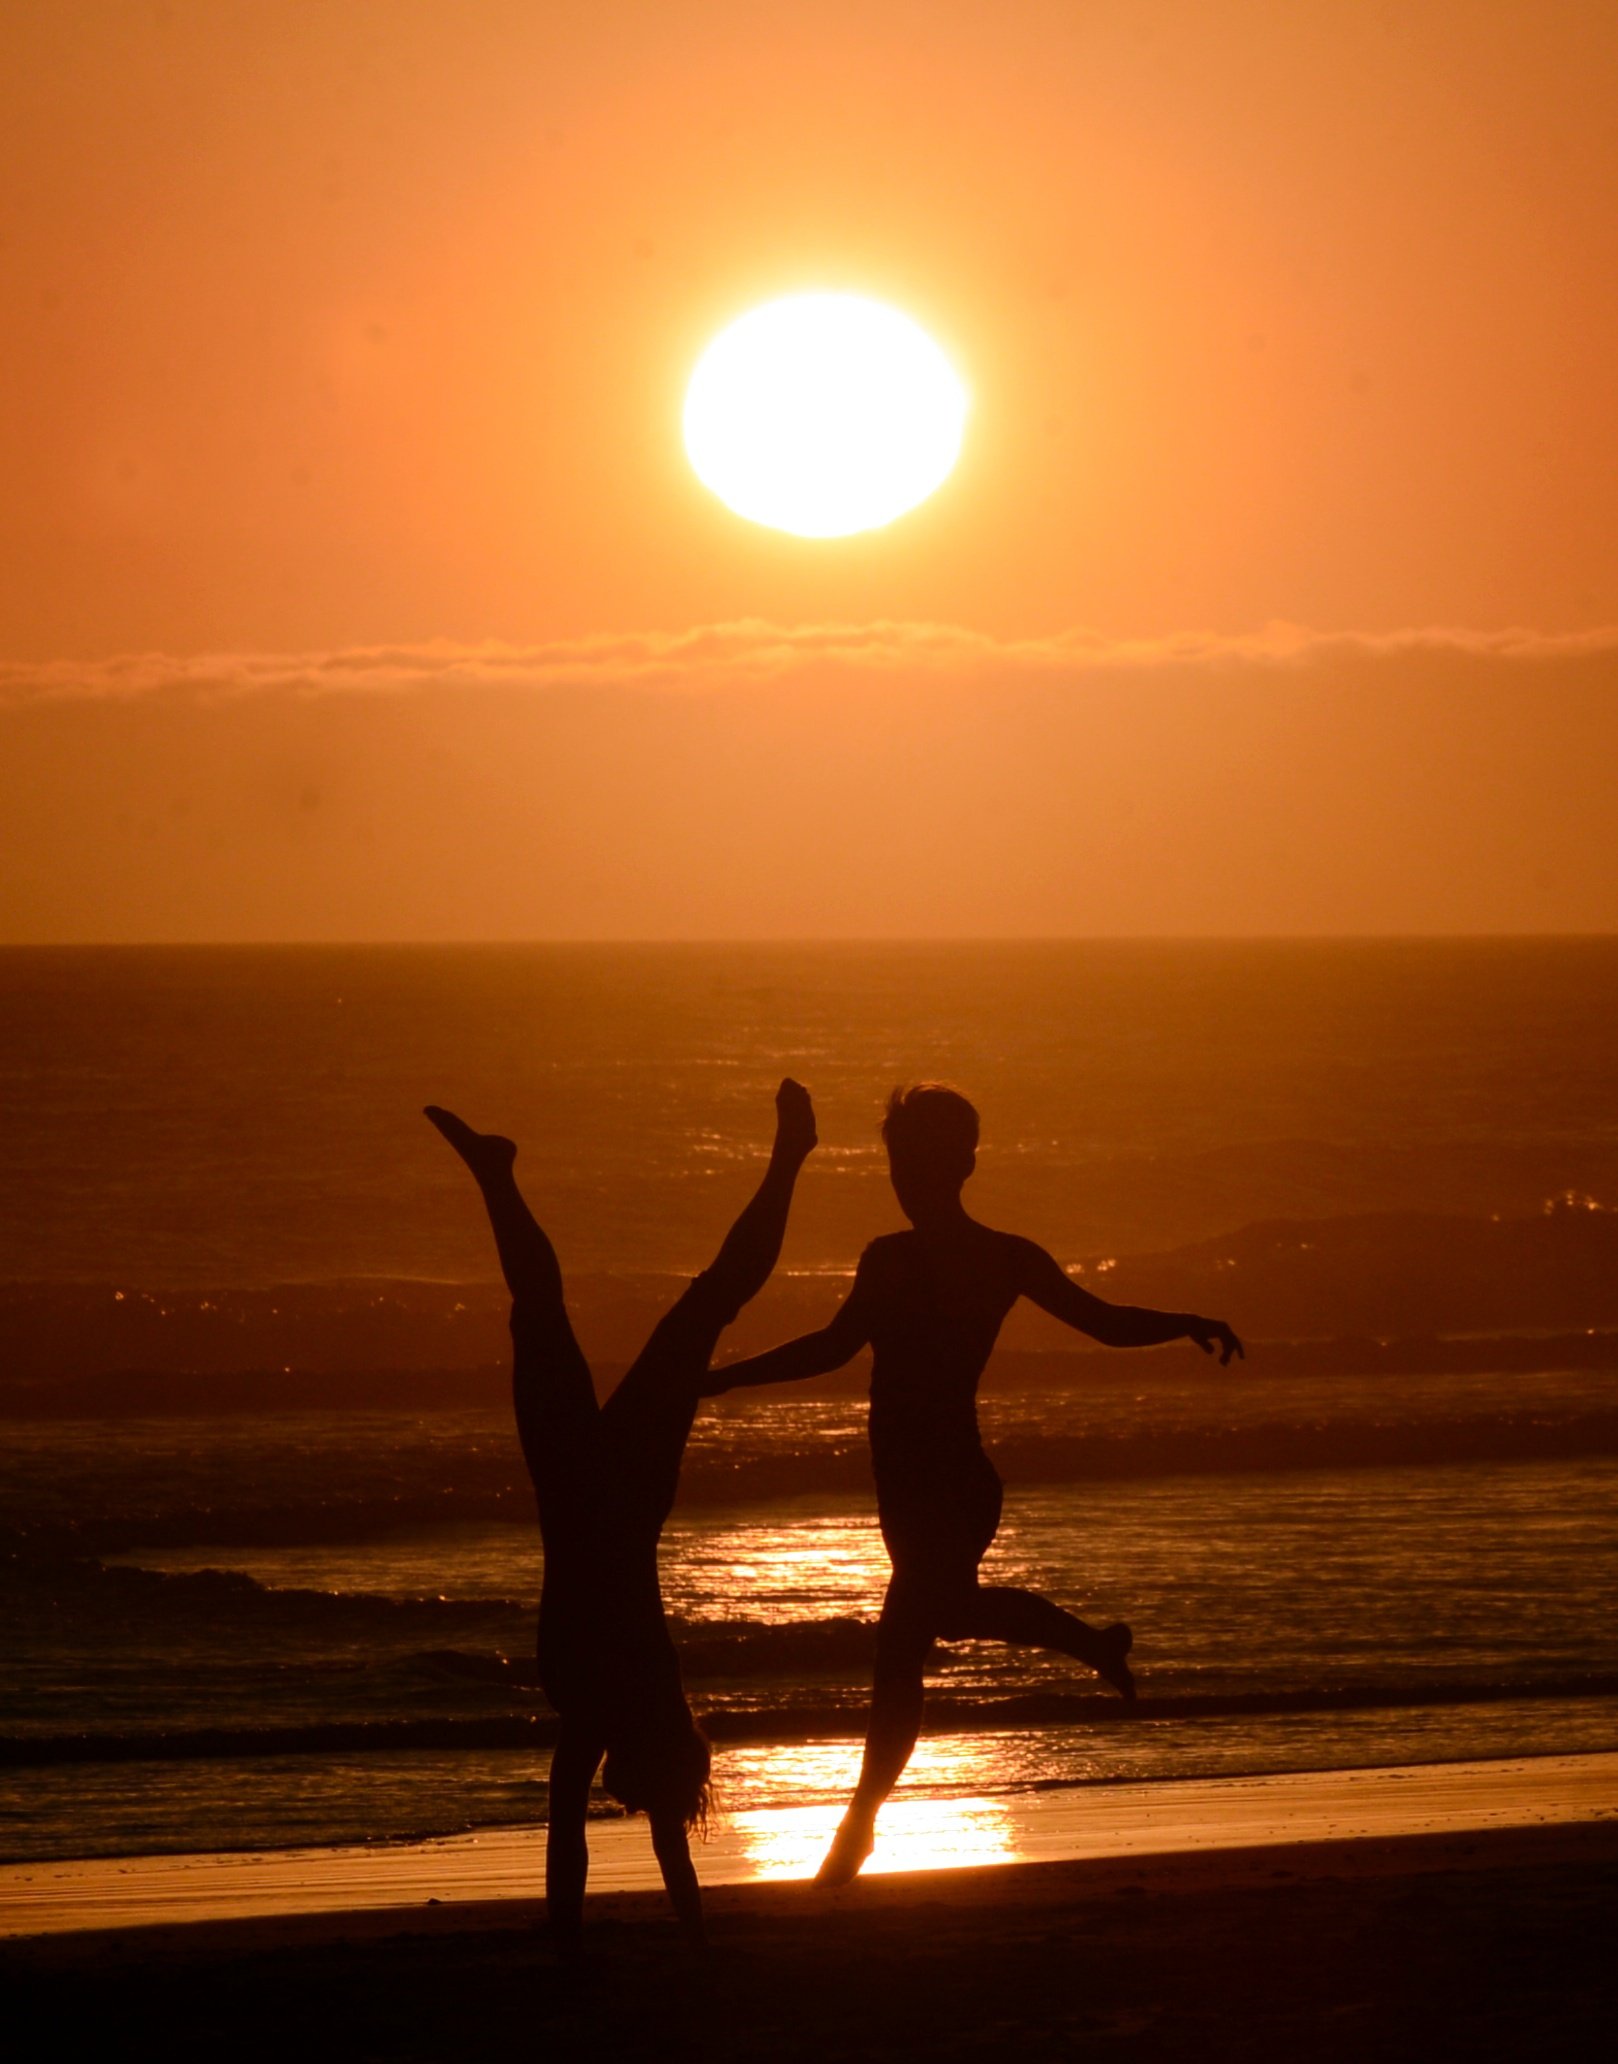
left=4, top=931, right=1617, bottom=952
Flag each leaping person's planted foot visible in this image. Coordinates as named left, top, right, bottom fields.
left=424, top=1105, right=518, bottom=1183
left=815, top=1812, right=875, bottom=1889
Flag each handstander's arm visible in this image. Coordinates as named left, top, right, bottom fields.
left=545, top=1723, right=603, bottom=1957
left=649, top=1812, right=706, bottom=1949
left=1017, top=1242, right=1244, bottom=1364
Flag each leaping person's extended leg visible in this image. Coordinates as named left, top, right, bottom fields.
left=944, top=1586, right=1135, bottom=1702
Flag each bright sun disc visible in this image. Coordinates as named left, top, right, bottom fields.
left=683, top=293, right=968, bottom=538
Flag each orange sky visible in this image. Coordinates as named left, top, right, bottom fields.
left=2, top=2, right=1616, bottom=939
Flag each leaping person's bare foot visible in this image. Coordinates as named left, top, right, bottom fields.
left=815, top=1810, right=875, bottom=1889
left=1096, top=1622, right=1136, bottom=1706
left=424, top=1106, right=517, bottom=1185
left=774, top=1078, right=817, bottom=1165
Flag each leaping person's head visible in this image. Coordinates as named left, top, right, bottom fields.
left=881, top=1083, right=979, bottom=1223
left=602, top=1695, right=713, bottom=1837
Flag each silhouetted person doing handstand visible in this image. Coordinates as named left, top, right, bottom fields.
left=427, top=1080, right=816, bottom=1948
left=706, top=1084, right=1242, bottom=1885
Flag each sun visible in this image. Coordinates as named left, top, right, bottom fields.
left=683, top=293, right=969, bottom=538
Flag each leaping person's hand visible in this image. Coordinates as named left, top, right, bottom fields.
left=775, top=1077, right=817, bottom=1162
left=1188, top=1316, right=1244, bottom=1366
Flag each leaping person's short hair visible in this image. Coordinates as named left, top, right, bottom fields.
left=881, top=1084, right=980, bottom=1179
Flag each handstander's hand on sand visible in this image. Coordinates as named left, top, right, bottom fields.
left=423, top=1105, right=517, bottom=1184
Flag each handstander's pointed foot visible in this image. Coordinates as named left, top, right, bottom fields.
left=774, top=1077, right=818, bottom=1164
left=815, top=1815, right=876, bottom=1890
left=423, top=1105, right=517, bottom=1183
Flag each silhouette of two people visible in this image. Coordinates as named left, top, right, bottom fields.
left=429, top=1078, right=1241, bottom=1941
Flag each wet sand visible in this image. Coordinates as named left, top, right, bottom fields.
left=4, top=1750, right=1614, bottom=1936
left=5, top=1756, right=1616, bottom=2059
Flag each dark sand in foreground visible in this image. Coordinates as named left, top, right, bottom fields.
left=7, top=1820, right=1615, bottom=2062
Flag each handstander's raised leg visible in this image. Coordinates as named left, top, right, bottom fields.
left=424, top=1105, right=597, bottom=1483
left=424, top=1105, right=603, bottom=1953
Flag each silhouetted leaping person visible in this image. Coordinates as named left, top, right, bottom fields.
left=704, top=1084, right=1243, bottom=1887
left=426, top=1079, right=816, bottom=1950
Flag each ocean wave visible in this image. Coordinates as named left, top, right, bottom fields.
left=0, top=1550, right=524, bottom=1630
left=6, top=1206, right=1618, bottom=1387
left=5, top=1673, right=1614, bottom=1769
left=8, top=1400, right=1618, bottom=1559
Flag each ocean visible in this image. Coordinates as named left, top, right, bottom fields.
left=3, top=940, right=1617, bottom=1867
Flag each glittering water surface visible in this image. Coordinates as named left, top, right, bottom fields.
left=6, top=1406, right=1616, bottom=1863
left=3, top=942, right=1617, bottom=1865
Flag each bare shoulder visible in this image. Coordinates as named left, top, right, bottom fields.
left=982, top=1225, right=1050, bottom=1263
left=991, top=1228, right=1066, bottom=1289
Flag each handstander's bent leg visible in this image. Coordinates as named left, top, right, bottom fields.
left=616, top=1079, right=817, bottom=1403
left=702, top=1079, right=818, bottom=1317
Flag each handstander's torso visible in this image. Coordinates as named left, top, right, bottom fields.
left=533, top=1285, right=715, bottom=1724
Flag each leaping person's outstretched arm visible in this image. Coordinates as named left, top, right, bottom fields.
left=700, top=1265, right=873, bottom=1396
left=1014, top=1240, right=1244, bottom=1364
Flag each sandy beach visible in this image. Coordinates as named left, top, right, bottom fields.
left=6, top=1755, right=1615, bottom=2058
left=5, top=1750, right=1614, bottom=1936
left=6, top=1818, right=1614, bottom=2060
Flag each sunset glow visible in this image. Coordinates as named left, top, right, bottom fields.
left=683, top=295, right=968, bottom=537
left=723, top=1736, right=1018, bottom=1881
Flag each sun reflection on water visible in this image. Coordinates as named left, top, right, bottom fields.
left=721, top=1735, right=1017, bottom=1881
left=664, top=1505, right=890, bottom=1621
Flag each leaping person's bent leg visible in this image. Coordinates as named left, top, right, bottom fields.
left=948, top=1586, right=1135, bottom=1703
